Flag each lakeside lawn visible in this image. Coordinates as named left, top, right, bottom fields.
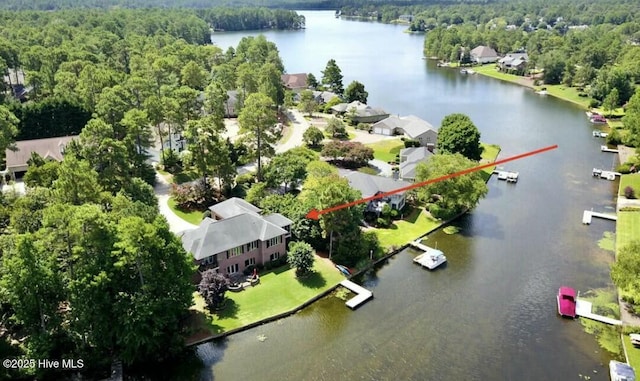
left=474, top=64, right=527, bottom=85
left=623, top=335, right=640, bottom=370
left=187, top=256, right=344, bottom=339
left=619, top=173, right=640, bottom=196
left=366, top=139, right=404, bottom=162
left=370, top=143, right=501, bottom=249
left=616, top=211, right=640, bottom=251
left=168, top=197, right=205, bottom=225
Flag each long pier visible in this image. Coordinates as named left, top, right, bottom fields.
left=576, top=299, right=622, bottom=325
left=582, top=210, right=617, bottom=224
left=340, top=280, right=373, bottom=309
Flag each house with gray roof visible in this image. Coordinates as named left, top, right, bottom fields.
left=498, top=52, right=529, bottom=73
left=371, top=115, right=438, bottom=148
left=330, top=101, right=389, bottom=123
left=470, top=46, right=499, bottom=64
left=3, top=135, right=77, bottom=181
left=399, top=147, right=434, bottom=181
left=338, top=169, right=411, bottom=213
left=182, top=198, right=292, bottom=276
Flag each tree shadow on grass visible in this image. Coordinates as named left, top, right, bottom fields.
left=297, top=271, right=327, bottom=289
left=214, top=299, right=239, bottom=320
left=403, top=206, right=422, bottom=224
left=184, top=310, right=225, bottom=343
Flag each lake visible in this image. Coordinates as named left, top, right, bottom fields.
left=195, top=11, right=619, bottom=381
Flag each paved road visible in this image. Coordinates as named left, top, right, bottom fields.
left=154, top=173, right=198, bottom=235
left=276, top=109, right=310, bottom=154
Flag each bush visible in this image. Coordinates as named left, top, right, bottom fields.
left=390, top=209, right=399, bottom=219
left=170, top=179, right=217, bottom=211
left=202, top=210, right=212, bottom=220
left=607, top=129, right=622, bottom=145
left=235, top=172, right=256, bottom=187
left=578, top=92, right=588, bottom=98
left=589, top=98, right=601, bottom=108
left=624, top=186, right=636, bottom=199
left=161, top=149, right=182, bottom=173
left=403, top=139, right=421, bottom=148
left=617, top=163, right=632, bottom=174
left=376, top=217, right=390, bottom=228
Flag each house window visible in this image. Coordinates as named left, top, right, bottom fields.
left=244, top=258, right=256, bottom=267
left=228, top=246, right=243, bottom=257
left=245, top=240, right=258, bottom=252
left=226, top=263, right=239, bottom=274
left=266, top=236, right=283, bottom=248
left=202, top=255, right=218, bottom=266
left=270, top=252, right=280, bottom=261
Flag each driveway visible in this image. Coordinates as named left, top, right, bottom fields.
left=276, top=109, right=310, bottom=154
left=154, top=173, right=198, bottom=235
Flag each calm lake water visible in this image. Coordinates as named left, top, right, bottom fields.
left=195, top=11, right=619, bottom=381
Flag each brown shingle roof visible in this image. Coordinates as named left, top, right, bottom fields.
left=281, top=73, right=308, bottom=90
left=5, top=136, right=77, bottom=171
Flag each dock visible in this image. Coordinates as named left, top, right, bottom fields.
left=576, top=299, right=622, bottom=325
left=340, top=280, right=373, bottom=309
left=409, top=240, right=432, bottom=252
left=582, top=210, right=617, bottom=224
left=493, top=169, right=519, bottom=182
left=601, top=145, right=619, bottom=153
left=592, top=168, right=620, bottom=180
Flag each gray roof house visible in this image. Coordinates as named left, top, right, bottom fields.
left=182, top=198, right=292, bottom=277
left=469, top=46, right=499, bottom=64
left=399, top=147, right=434, bottom=181
left=330, top=101, right=389, bottom=124
left=339, top=169, right=411, bottom=212
left=498, top=53, right=529, bottom=72
left=371, top=115, right=438, bottom=148
left=4, top=136, right=77, bottom=178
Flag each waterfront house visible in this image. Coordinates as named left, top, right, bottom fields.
left=498, top=53, right=529, bottom=74
left=281, top=73, right=308, bottom=91
left=398, top=147, right=435, bottom=181
left=330, top=101, right=389, bottom=124
left=371, top=115, right=437, bottom=148
left=338, top=169, right=411, bottom=212
left=3, top=135, right=77, bottom=182
left=182, top=198, right=292, bottom=277
left=469, top=46, right=499, bottom=64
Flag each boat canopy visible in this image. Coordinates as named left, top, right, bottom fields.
left=559, top=286, right=576, bottom=298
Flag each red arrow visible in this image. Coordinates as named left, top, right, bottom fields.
left=305, top=144, right=558, bottom=220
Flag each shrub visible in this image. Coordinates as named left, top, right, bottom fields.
left=161, top=149, right=182, bottom=173
left=403, top=139, right=421, bottom=148
left=356, top=123, right=370, bottom=131
left=607, top=129, right=622, bottom=145
left=202, top=210, right=212, bottom=220
left=170, top=179, right=217, bottom=211
left=235, top=172, right=256, bottom=187
left=578, top=92, right=588, bottom=98
left=624, top=186, right=636, bottom=199
left=390, top=209, right=399, bottom=219
left=589, top=98, right=601, bottom=108
left=617, top=163, right=632, bottom=174
left=376, top=217, right=390, bottom=228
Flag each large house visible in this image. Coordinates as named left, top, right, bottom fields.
left=281, top=73, right=308, bottom=91
left=498, top=52, right=529, bottom=73
left=181, top=198, right=292, bottom=277
left=371, top=115, right=438, bottom=149
left=3, top=135, right=77, bottom=182
left=330, top=101, right=389, bottom=124
left=469, top=46, right=499, bottom=64
left=398, top=147, right=434, bottom=181
left=339, top=169, right=411, bottom=212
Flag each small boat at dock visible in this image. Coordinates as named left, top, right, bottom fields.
left=410, top=241, right=447, bottom=270
left=557, top=286, right=577, bottom=318
left=335, top=264, right=351, bottom=276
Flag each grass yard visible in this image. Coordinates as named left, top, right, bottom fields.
left=624, top=335, right=640, bottom=370
left=542, top=85, right=592, bottom=109
left=474, top=64, right=526, bottom=85
left=620, top=174, right=640, bottom=196
left=366, top=139, right=404, bottom=162
left=369, top=207, right=440, bottom=249
left=167, top=197, right=205, bottom=225
left=188, top=256, right=344, bottom=337
left=616, top=211, right=640, bottom=253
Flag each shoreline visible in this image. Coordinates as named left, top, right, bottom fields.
left=185, top=146, right=501, bottom=347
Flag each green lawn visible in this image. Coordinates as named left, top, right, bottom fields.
left=609, top=120, right=625, bottom=129
left=369, top=207, right=440, bottom=249
left=624, top=335, right=640, bottom=370
left=366, top=139, right=404, bottom=162
left=616, top=211, right=640, bottom=252
left=543, top=85, right=592, bottom=108
left=620, top=174, right=640, bottom=196
left=474, top=64, right=526, bottom=85
left=167, top=197, right=205, bottom=225
left=189, top=256, right=344, bottom=336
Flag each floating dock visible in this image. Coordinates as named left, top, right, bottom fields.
left=592, top=130, right=608, bottom=138
left=409, top=240, right=433, bottom=252
left=592, top=168, right=620, bottom=180
left=582, top=210, right=617, bottom=224
left=493, top=170, right=519, bottom=182
left=340, top=280, right=373, bottom=309
left=576, top=299, right=622, bottom=325
left=601, top=145, right=619, bottom=153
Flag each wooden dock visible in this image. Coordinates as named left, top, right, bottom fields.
left=576, top=299, right=622, bottom=325
left=601, top=145, right=619, bottom=153
left=582, top=210, right=617, bottom=224
left=492, top=170, right=519, bottom=182
left=409, top=240, right=432, bottom=252
left=592, top=168, right=620, bottom=180
left=340, top=280, right=373, bottom=309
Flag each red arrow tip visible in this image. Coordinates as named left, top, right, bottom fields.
left=306, top=209, right=320, bottom=220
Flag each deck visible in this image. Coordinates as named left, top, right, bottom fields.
left=340, top=280, right=373, bottom=309
left=409, top=240, right=433, bottom=252
left=493, top=170, right=519, bottom=182
left=592, top=168, right=620, bottom=180
left=582, top=210, right=617, bottom=224
left=601, top=145, right=619, bottom=153
left=576, top=299, right=622, bottom=325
